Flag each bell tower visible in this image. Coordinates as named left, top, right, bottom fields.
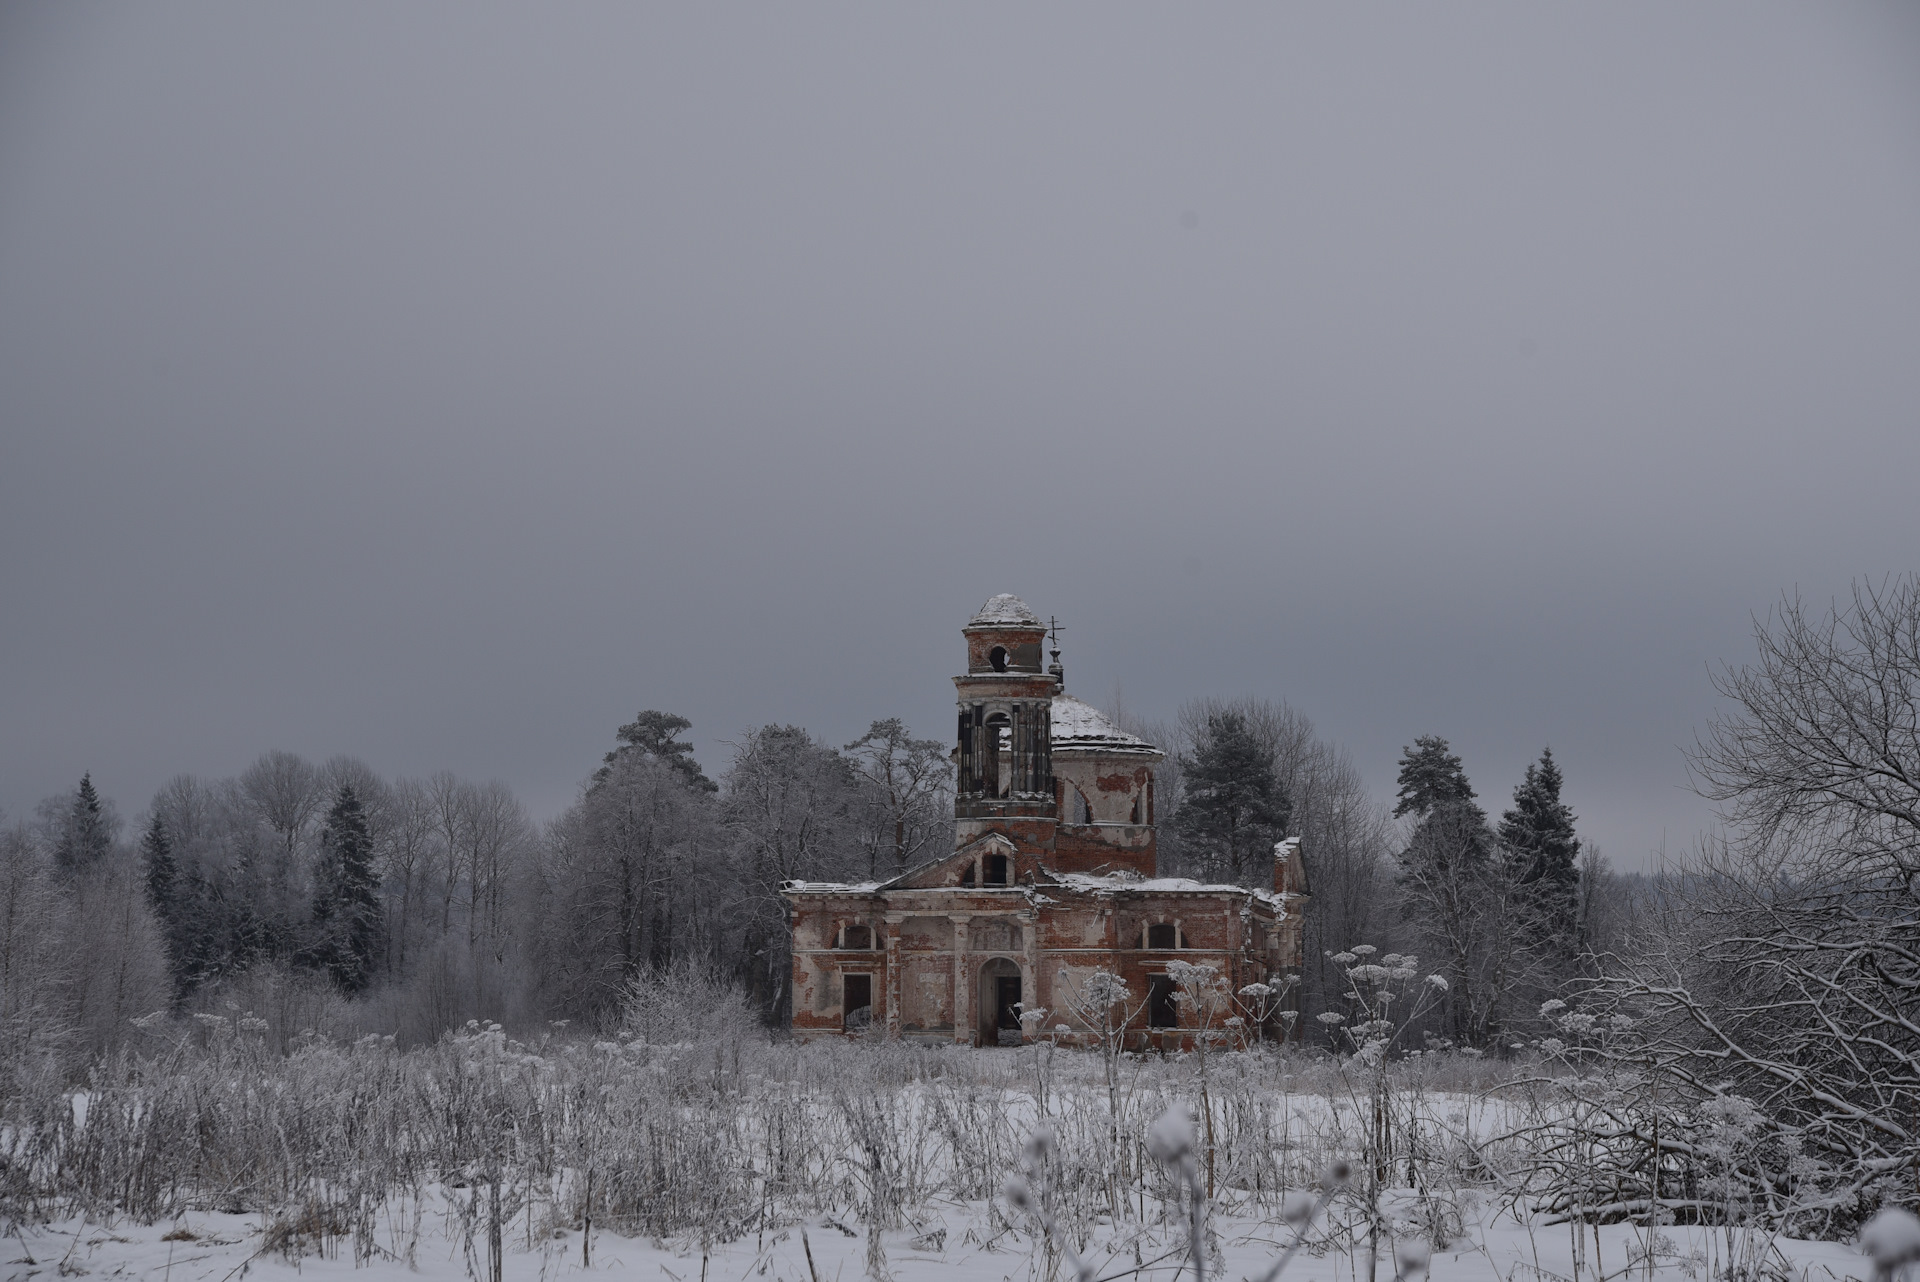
left=954, top=595, right=1058, bottom=864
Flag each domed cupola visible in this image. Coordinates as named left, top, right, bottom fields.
left=1049, top=694, right=1164, bottom=876
left=964, top=594, right=1046, bottom=674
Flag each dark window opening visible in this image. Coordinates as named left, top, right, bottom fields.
left=1147, top=922, right=1178, bottom=950
left=984, top=853, right=1009, bottom=885
left=995, top=976, right=1023, bottom=1030
left=1130, top=792, right=1143, bottom=824
left=1078, top=788, right=1095, bottom=824
left=1148, top=974, right=1178, bottom=1028
left=960, top=864, right=976, bottom=887
left=988, top=646, right=1008, bottom=672
left=841, top=924, right=872, bottom=950
left=843, top=974, right=872, bottom=1030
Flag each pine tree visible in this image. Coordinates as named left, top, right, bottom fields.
left=1392, top=735, right=1508, bottom=1044
left=1173, top=712, right=1291, bottom=884
left=1498, top=748, right=1580, bottom=944
left=55, top=773, right=114, bottom=874
left=1393, top=735, right=1491, bottom=870
left=140, top=815, right=176, bottom=912
left=176, top=872, right=223, bottom=995
left=594, top=711, right=717, bottom=794
left=1393, top=736, right=1476, bottom=819
left=140, top=816, right=197, bottom=1001
left=311, top=784, right=382, bottom=993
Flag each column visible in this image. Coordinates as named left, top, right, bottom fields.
left=884, top=915, right=904, bottom=1040
left=1020, top=910, right=1040, bottom=1041
left=1010, top=705, right=1026, bottom=795
left=950, top=915, right=972, bottom=1045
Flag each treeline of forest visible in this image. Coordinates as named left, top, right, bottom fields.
left=1138, top=700, right=1636, bottom=1049
left=8, top=577, right=1918, bottom=1230
left=0, top=684, right=1639, bottom=1066
left=0, top=715, right=954, bottom=1059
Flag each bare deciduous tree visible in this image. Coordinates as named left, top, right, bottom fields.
left=845, top=718, right=953, bottom=878
left=1395, top=806, right=1530, bottom=1047
left=241, top=750, right=323, bottom=861
left=1693, top=577, right=1920, bottom=881
left=384, top=777, right=438, bottom=974
left=0, top=818, right=75, bottom=1069
left=722, top=725, right=865, bottom=1020
left=1139, top=696, right=1397, bottom=1023
left=1595, top=577, right=1920, bottom=1217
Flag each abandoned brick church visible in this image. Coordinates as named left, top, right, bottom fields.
left=782, top=595, right=1309, bottom=1046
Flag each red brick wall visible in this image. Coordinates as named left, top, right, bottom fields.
left=1049, top=826, right=1155, bottom=877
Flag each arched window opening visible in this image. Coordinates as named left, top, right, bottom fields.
left=1147, top=974, right=1178, bottom=1028
left=978, top=957, right=1023, bottom=1046
left=1130, top=791, right=1143, bottom=824
left=984, top=713, right=1012, bottom=798
left=840, top=923, right=872, bottom=950
left=1147, top=922, right=1178, bottom=950
left=1079, top=788, right=1095, bottom=825
left=988, top=646, right=1009, bottom=672
left=960, top=864, right=976, bottom=887
left=984, top=853, right=1009, bottom=886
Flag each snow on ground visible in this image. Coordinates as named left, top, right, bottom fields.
left=11, top=1198, right=1874, bottom=1282
left=0, top=1038, right=1877, bottom=1282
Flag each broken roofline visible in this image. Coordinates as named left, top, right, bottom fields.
left=779, top=831, right=1297, bottom=905
left=1051, top=743, right=1161, bottom=759
left=780, top=884, right=1046, bottom=905
left=778, top=869, right=1298, bottom=913
left=1047, top=873, right=1298, bottom=913
left=1048, top=695, right=1162, bottom=757
left=778, top=831, right=1021, bottom=897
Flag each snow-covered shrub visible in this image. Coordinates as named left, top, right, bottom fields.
left=619, top=957, right=758, bottom=1044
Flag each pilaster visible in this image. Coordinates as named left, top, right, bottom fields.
left=1019, top=909, right=1040, bottom=1039
left=884, top=914, right=904, bottom=1040
left=950, top=914, right=972, bottom=1045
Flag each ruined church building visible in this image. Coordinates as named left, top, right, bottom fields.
left=783, top=595, right=1309, bottom=1046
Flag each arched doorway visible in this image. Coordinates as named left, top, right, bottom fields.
left=977, top=956, right=1023, bottom=1046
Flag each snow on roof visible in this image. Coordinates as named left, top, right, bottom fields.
left=967, top=594, right=1042, bottom=627
left=1051, top=871, right=1295, bottom=910
left=1055, top=872, right=1239, bottom=894
left=781, top=880, right=883, bottom=895
left=782, top=869, right=1295, bottom=913
left=1051, top=695, right=1161, bottom=756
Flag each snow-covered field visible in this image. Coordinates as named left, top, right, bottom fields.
left=0, top=1028, right=1879, bottom=1282
left=12, top=1197, right=1874, bottom=1282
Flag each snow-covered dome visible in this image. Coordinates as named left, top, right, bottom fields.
left=967, top=594, right=1042, bottom=628
left=1050, top=695, right=1162, bottom=758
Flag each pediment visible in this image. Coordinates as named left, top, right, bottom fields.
left=882, top=831, right=1018, bottom=890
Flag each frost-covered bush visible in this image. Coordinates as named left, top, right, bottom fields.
left=619, top=957, right=759, bottom=1045
left=1521, top=996, right=1834, bottom=1238
left=0, top=1014, right=1665, bottom=1267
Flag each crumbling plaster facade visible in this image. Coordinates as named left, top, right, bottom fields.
left=782, top=595, right=1309, bottom=1048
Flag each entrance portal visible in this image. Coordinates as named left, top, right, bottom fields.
left=1147, top=974, right=1177, bottom=1029
left=976, top=957, right=1022, bottom=1046
left=843, top=973, right=872, bottom=1032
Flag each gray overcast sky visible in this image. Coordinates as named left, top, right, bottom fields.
left=3, top=4, right=1918, bottom=866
